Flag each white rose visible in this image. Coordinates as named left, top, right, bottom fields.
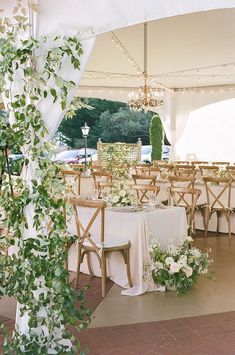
left=178, top=255, right=187, bottom=268
left=190, top=248, right=201, bottom=258
left=185, top=236, right=194, bottom=242
left=184, top=265, right=193, bottom=277
left=169, top=262, right=181, bottom=273
left=165, top=256, right=174, bottom=266
left=112, top=196, right=120, bottom=203
left=119, top=190, right=126, bottom=197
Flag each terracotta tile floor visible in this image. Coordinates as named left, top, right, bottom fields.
left=78, top=311, right=235, bottom=354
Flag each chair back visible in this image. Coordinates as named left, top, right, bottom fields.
left=92, top=171, right=112, bottom=190
left=61, top=170, right=82, bottom=196
left=168, top=175, right=195, bottom=189
left=212, top=161, right=229, bottom=166
left=131, top=184, right=160, bottom=203
left=199, top=165, right=219, bottom=178
left=132, top=174, right=156, bottom=186
left=202, top=176, right=232, bottom=210
left=174, top=164, right=195, bottom=178
left=134, top=164, right=151, bottom=175
left=226, top=166, right=235, bottom=180
left=70, top=197, right=106, bottom=254
left=191, top=161, right=209, bottom=166
left=69, top=163, right=84, bottom=171
left=174, top=161, right=189, bottom=165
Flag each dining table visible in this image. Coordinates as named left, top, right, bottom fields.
left=67, top=204, right=187, bottom=296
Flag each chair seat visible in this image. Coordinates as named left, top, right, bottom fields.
left=83, top=238, right=129, bottom=250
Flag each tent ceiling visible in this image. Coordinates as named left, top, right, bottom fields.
left=81, top=9, right=235, bottom=91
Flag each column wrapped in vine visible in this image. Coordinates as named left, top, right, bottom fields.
left=0, top=2, right=91, bottom=353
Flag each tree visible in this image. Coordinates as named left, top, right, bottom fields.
left=95, top=107, right=152, bottom=144
left=150, top=114, right=164, bottom=160
left=57, top=98, right=125, bottom=147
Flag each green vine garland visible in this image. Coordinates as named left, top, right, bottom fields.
left=0, top=1, right=91, bottom=353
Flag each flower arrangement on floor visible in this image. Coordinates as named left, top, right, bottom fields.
left=149, top=236, right=213, bottom=295
left=109, top=182, right=132, bottom=206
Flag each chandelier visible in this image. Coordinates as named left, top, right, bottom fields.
left=128, top=23, right=164, bottom=112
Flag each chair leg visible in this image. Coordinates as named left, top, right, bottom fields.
left=75, top=243, right=82, bottom=289
left=227, top=212, right=232, bottom=240
left=204, top=207, right=210, bottom=237
left=100, top=253, right=106, bottom=298
left=86, top=251, right=93, bottom=276
left=216, top=211, right=221, bottom=234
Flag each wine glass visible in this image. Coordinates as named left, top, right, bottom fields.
left=148, top=192, right=157, bottom=210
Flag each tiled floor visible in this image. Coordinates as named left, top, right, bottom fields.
left=78, top=311, right=235, bottom=354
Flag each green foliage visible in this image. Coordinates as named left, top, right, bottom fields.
left=0, top=3, right=91, bottom=353
left=150, top=114, right=164, bottom=160
left=57, top=102, right=153, bottom=148
left=58, top=98, right=125, bottom=147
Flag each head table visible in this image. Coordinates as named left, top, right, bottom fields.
left=67, top=205, right=187, bottom=296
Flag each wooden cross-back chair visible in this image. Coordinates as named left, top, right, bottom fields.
left=131, top=184, right=160, bottom=203
left=70, top=197, right=132, bottom=297
left=169, top=187, right=202, bottom=235
left=212, top=161, right=230, bottom=166
left=202, top=177, right=233, bottom=239
left=191, top=161, right=209, bottom=166
left=139, top=166, right=160, bottom=177
left=92, top=171, right=112, bottom=197
left=168, top=175, right=195, bottom=189
left=174, top=164, right=195, bottom=178
left=91, top=165, right=106, bottom=172
left=134, top=164, right=151, bottom=175
left=152, top=160, right=166, bottom=166
left=226, top=166, right=235, bottom=181
left=69, top=163, right=84, bottom=171
left=199, top=165, right=219, bottom=179
left=132, top=174, right=156, bottom=187
left=174, top=161, right=189, bottom=165
left=61, top=170, right=82, bottom=197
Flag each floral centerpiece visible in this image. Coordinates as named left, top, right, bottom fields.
left=149, top=236, right=213, bottom=295
left=109, top=181, right=132, bottom=206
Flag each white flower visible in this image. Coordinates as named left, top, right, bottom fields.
left=178, top=255, right=187, bottom=268
left=185, top=236, right=194, bottom=242
left=119, top=190, right=126, bottom=197
left=169, top=261, right=181, bottom=273
left=190, top=248, right=201, bottom=258
left=168, top=243, right=180, bottom=255
left=184, top=265, right=193, bottom=277
left=112, top=196, right=120, bottom=204
left=200, top=268, right=208, bottom=275
left=165, top=256, right=174, bottom=266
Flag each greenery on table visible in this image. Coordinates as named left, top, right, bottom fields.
left=150, top=114, right=164, bottom=160
left=149, top=237, right=212, bottom=295
left=109, top=182, right=132, bottom=207
left=0, top=2, right=91, bottom=353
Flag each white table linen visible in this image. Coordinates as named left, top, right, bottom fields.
left=68, top=206, right=187, bottom=296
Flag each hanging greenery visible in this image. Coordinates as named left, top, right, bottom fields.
left=0, top=1, right=91, bottom=353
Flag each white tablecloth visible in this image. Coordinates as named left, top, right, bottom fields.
left=68, top=206, right=187, bottom=296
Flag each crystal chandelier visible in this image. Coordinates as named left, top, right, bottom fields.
left=128, top=23, right=164, bottom=112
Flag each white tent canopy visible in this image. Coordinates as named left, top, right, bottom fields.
left=2, top=1, right=235, bottom=157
